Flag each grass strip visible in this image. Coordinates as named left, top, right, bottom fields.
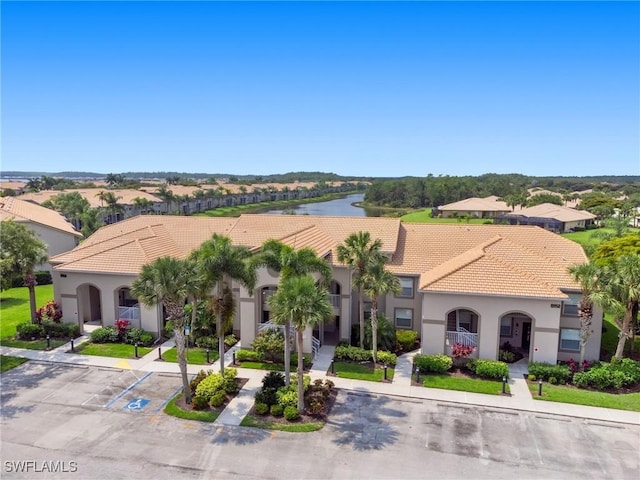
left=164, top=394, right=219, bottom=422
left=240, top=414, right=324, bottom=432
left=422, top=374, right=510, bottom=395
left=75, top=342, right=152, bottom=358
left=0, top=338, right=67, bottom=350
left=0, top=355, right=29, bottom=373
left=333, top=361, right=395, bottom=382
left=528, top=382, right=640, bottom=412
left=161, top=347, right=219, bottom=365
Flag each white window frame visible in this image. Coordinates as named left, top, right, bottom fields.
left=559, top=328, right=581, bottom=352
left=395, top=308, right=413, bottom=329
left=397, top=277, right=414, bottom=298
left=500, top=317, right=513, bottom=337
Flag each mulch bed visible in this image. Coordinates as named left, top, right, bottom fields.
left=174, top=377, right=249, bottom=413
left=245, top=388, right=338, bottom=425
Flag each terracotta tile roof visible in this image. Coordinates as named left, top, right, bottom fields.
left=51, top=215, right=585, bottom=300
left=503, top=203, right=596, bottom=222
left=437, top=196, right=511, bottom=212
left=20, top=189, right=162, bottom=208
left=0, top=197, right=82, bottom=237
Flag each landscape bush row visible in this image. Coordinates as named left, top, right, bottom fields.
left=16, top=321, right=79, bottom=340
left=334, top=344, right=397, bottom=366
left=90, top=320, right=154, bottom=347
left=529, top=358, right=640, bottom=391
left=190, top=368, right=239, bottom=409
left=413, top=353, right=509, bottom=380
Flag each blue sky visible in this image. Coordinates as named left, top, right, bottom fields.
left=2, top=1, right=639, bottom=177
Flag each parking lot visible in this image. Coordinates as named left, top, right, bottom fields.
left=1, top=362, right=639, bottom=479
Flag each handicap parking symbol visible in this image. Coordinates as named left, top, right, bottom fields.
left=124, top=398, right=150, bottom=411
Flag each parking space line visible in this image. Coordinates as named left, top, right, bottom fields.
left=155, top=385, right=184, bottom=413
left=105, top=371, right=153, bottom=408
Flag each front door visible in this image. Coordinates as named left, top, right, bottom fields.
left=522, top=322, right=531, bottom=350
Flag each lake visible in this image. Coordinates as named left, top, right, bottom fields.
left=259, top=193, right=385, bottom=217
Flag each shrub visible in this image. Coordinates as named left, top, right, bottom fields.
left=255, top=388, right=278, bottom=406
left=549, top=376, right=558, bottom=385
left=414, top=354, right=452, bottom=374
left=191, top=395, right=209, bottom=410
left=351, top=315, right=396, bottom=351
left=572, top=359, right=640, bottom=390
left=252, top=329, right=285, bottom=362
left=35, top=300, right=63, bottom=324
left=276, top=386, right=298, bottom=408
left=472, top=360, right=509, bottom=380
left=195, top=335, right=218, bottom=350
left=306, top=400, right=324, bottom=416
left=498, top=350, right=515, bottom=363
left=42, top=321, right=78, bottom=339
left=223, top=377, right=239, bottom=395
left=189, top=369, right=212, bottom=396
left=16, top=322, right=44, bottom=340
left=334, top=345, right=372, bottom=363
left=209, top=390, right=226, bottom=408
left=452, top=343, right=475, bottom=359
left=114, top=319, right=130, bottom=341
left=90, top=326, right=118, bottom=343
left=262, top=371, right=286, bottom=390
left=528, top=374, right=537, bottom=382
left=290, top=353, right=312, bottom=369
left=527, top=362, right=571, bottom=384
left=163, top=320, right=175, bottom=338
left=125, top=328, right=154, bottom=346
left=224, top=334, right=239, bottom=348
left=396, top=329, right=418, bottom=352
left=224, top=367, right=238, bottom=380
left=236, top=349, right=264, bottom=362
left=195, top=373, right=225, bottom=400
left=35, top=270, right=53, bottom=286
left=376, top=350, right=397, bottom=366
left=255, top=402, right=269, bottom=415
left=270, top=404, right=284, bottom=417
left=284, top=406, right=300, bottom=421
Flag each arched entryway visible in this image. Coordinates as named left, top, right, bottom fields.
left=114, top=287, right=141, bottom=329
left=260, top=285, right=278, bottom=324
left=77, top=284, right=102, bottom=327
left=445, top=308, right=479, bottom=352
left=499, top=312, right=534, bottom=358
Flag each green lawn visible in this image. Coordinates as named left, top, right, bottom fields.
left=333, top=361, right=395, bottom=382
left=421, top=374, right=510, bottom=396
left=561, top=228, right=613, bottom=249
left=1, top=338, right=66, bottom=350
left=240, top=414, right=325, bottom=432
left=164, top=394, right=219, bottom=422
left=0, top=285, right=54, bottom=339
left=75, top=342, right=152, bottom=358
left=0, top=355, right=28, bottom=373
left=401, top=210, right=493, bottom=224
left=237, top=361, right=287, bottom=372
left=162, top=347, right=219, bottom=365
left=528, top=381, right=640, bottom=412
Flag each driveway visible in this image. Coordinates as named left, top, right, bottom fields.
left=1, top=362, right=639, bottom=479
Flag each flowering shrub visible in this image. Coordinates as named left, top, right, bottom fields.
left=35, top=301, right=63, bottom=324
left=566, top=358, right=592, bottom=375
left=452, top=343, right=475, bottom=359
left=114, top=319, right=130, bottom=341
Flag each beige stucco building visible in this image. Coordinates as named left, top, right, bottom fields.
left=50, top=215, right=601, bottom=364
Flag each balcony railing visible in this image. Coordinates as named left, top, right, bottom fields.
left=118, top=305, right=141, bottom=328
left=328, top=294, right=340, bottom=309
left=446, top=328, right=478, bottom=348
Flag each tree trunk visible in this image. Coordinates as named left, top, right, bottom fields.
left=371, top=304, right=378, bottom=364
left=174, top=325, right=192, bottom=404
left=25, top=272, right=38, bottom=323
left=296, top=329, right=305, bottom=412
left=217, top=281, right=225, bottom=376
left=614, top=302, right=634, bottom=359
left=284, top=319, right=291, bottom=386
left=358, top=289, right=365, bottom=349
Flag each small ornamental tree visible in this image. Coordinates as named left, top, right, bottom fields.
left=451, top=343, right=475, bottom=367
left=35, top=300, right=63, bottom=324
left=115, top=319, right=131, bottom=341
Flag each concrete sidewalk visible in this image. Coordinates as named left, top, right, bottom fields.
left=2, top=342, right=639, bottom=426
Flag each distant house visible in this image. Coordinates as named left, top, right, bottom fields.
left=499, top=203, right=596, bottom=233
left=50, top=215, right=601, bottom=365
left=436, top=196, right=512, bottom=219
left=0, top=197, right=82, bottom=270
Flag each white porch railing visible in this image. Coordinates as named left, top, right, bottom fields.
left=327, top=294, right=340, bottom=309
left=446, top=327, right=478, bottom=347
left=258, top=320, right=284, bottom=334
left=118, top=305, right=141, bottom=328
left=312, top=336, right=320, bottom=359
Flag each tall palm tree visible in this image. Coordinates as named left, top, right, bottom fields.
left=268, top=275, right=332, bottom=411
left=362, top=261, right=400, bottom=363
left=337, top=231, right=386, bottom=348
left=251, top=239, right=332, bottom=385
left=568, top=261, right=600, bottom=365
left=191, top=234, right=256, bottom=375
left=591, top=254, right=640, bottom=359
left=156, top=184, right=174, bottom=214
left=131, top=257, right=199, bottom=403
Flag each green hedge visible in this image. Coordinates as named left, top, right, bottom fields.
left=396, top=330, right=418, bottom=352
left=469, top=359, right=509, bottom=380
left=236, top=349, right=264, bottom=362
left=414, top=354, right=452, bottom=373
left=573, top=359, right=640, bottom=390
left=334, top=345, right=397, bottom=366
left=528, top=362, right=571, bottom=384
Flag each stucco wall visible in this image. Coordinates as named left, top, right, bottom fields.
left=28, top=223, right=79, bottom=271
left=421, top=292, right=563, bottom=363
left=557, top=305, right=603, bottom=362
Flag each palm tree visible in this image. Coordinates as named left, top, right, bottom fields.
left=268, top=275, right=332, bottom=411
left=568, top=262, right=600, bottom=365
left=361, top=261, right=400, bottom=363
left=103, top=192, right=124, bottom=223
left=191, top=234, right=256, bottom=375
left=131, top=257, right=198, bottom=403
left=337, top=231, right=386, bottom=348
left=156, top=184, right=174, bottom=214
left=95, top=190, right=107, bottom=208
left=0, top=220, right=48, bottom=322
left=132, top=196, right=153, bottom=214
left=591, top=254, right=640, bottom=359
left=251, top=239, right=332, bottom=385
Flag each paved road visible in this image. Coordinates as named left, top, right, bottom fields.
left=1, top=362, right=639, bottom=479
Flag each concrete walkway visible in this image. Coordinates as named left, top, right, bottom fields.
left=2, top=341, right=639, bottom=426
